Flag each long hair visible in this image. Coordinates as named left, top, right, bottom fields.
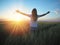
left=32, top=8, right=37, bottom=15
left=32, top=8, right=37, bottom=21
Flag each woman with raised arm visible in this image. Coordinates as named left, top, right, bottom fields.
left=16, top=8, right=50, bottom=31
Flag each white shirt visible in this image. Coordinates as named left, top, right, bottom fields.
left=29, top=15, right=38, bottom=27
left=30, top=20, right=38, bottom=27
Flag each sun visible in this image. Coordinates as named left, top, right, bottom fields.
left=4, top=10, right=30, bottom=35
left=2, top=6, right=30, bottom=35
left=7, top=11, right=26, bottom=22
left=13, top=14, right=22, bottom=22
left=7, top=10, right=30, bottom=22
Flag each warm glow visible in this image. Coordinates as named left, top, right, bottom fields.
left=4, top=9, right=30, bottom=35
left=2, top=6, right=30, bottom=35
left=4, top=21, right=30, bottom=35
left=12, top=14, right=22, bottom=22
left=5, top=10, right=30, bottom=22
left=2, top=6, right=30, bottom=22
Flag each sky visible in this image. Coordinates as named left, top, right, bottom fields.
left=0, top=0, right=60, bottom=21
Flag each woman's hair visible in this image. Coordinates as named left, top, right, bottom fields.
left=32, top=8, right=37, bottom=21
left=32, top=8, right=37, bottom=16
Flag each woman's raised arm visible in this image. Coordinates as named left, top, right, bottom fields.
left=16, top=10, right=29, bottom=16
left=38, top=11, right=50, bottom=17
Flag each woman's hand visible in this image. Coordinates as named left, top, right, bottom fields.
left=16, top=10, right=20, bottom=13
left=47, top=11, right=50, bottom=14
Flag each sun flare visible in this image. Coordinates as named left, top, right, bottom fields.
left=7, top=11, right=30, bottom=22
left=12, top=14, right=22, bottom=22
left=11, top=12, right=23, bottom=22
left=3, top=7, right=30, bottom=35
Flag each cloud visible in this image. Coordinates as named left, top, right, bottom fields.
left=54, top=9, right=60, bottom=15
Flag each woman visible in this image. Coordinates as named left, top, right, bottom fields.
left=16, top=8, right=50, bottom=31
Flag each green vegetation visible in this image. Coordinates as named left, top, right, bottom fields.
left=0, top=21, right=60, bottom=45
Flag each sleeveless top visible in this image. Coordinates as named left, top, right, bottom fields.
left=29, top=15, right=38, bottom=28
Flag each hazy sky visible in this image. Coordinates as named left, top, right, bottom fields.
left=0, top=0, right=60, bottom=21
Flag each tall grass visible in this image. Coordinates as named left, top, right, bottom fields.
left=0, top=21, right=60, bottom=45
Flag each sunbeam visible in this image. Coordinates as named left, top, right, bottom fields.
left=4, top=21, right=30, bottom=36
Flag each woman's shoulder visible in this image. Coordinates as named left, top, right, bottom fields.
left=28, top=14, right=32, bottom=17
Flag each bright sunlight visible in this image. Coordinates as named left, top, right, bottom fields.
left=4, top=9, right=30, bottom=35
left=6, top=10, right=30, bottom=22
left=2, top=5, right=30, bottom=35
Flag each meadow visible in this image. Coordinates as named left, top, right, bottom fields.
left=0, top=21, right=60, bottom=45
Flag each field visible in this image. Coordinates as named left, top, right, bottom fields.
left=0, top=21, right=60, bottom=45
